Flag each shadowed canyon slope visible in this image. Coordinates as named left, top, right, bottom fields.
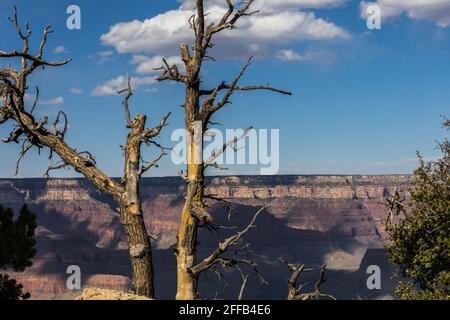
left=0, top=175, right=413, bottom=299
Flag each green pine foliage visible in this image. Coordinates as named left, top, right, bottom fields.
left=0, top=205, right=37, bottom=300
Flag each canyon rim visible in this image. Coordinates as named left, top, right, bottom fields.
left=1, top=175, right=412, bottom=300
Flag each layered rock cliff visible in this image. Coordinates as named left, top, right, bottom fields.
left=0, top=175, right=412, bottom=299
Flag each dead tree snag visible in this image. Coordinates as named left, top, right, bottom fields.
left=157, top=0, right=292, bottom=300
left=0, top=8, right=170, bottom=298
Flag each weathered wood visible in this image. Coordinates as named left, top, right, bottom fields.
left=0, top=11, right=170, bottom=298
left=157, top=0, right=292, bottom=300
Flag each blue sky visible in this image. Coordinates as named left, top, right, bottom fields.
left=0, top=0, right=449, bottom=178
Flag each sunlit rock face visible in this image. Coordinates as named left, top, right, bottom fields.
left=1, top=175, right=412, bottom=300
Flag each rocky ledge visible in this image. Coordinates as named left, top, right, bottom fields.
left=0, top=175, right=413, bottom=300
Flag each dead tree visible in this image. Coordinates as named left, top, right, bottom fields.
left=157, top=0, right=292, bottom=299
left=280, top=258, right=336, bottom=300
left=0, top=8, right=170, bottom=298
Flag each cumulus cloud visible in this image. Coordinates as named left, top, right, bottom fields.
left=53, top=46, right=67, bottom=54
left=98, top=50, right=114, bottom=57
left=40, top=97, right=65, bottom=105
left=24, top=94, right=65, bottom=105
left=101, top=0, right=350, bottom=58
left=131, top=55, right=184, bottom=74
left=88, top=50, right=115, bottom=64
left=145, top=87, right=159, bottom=93
left=92, top=75, right=157, bottom=97
left=276, top=49, right=312, bottom=61
left=360, top=0, right=450, bottom=27
left=70, top=88, right=83, bottom=94
left=180, top=0, right=347, bottom=11
left=252, top=0, right=348, bottom=11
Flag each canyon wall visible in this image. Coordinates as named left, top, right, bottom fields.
left=0, top=175, right=413, bottom=299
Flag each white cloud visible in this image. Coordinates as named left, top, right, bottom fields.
left=88, top=50, right=115, bottom=64
left=179, top=0, right=347, bottom=11
left=92, top=75, right=157, bottom=97
left=276, top=49, right=312, bottom=61
left=131, top=55, right=184, bottom=74
left=98, top=50, right=114, bottom=57
left=101, top=1, right=350, bottom=59
left=40, top=97, right=65, bottom=105
left=70, top=88, right=83, bottom=94
left=253, top=0, right=348, bottom=11
left=360, top=0, right=450, bottom=27
left=24, top=93, right=35, bottom=103
left=145, top=88, right=158, bottom=93
left=24, top=94, right=64, bottom=105
left=53, top=46, right=67, bottom=54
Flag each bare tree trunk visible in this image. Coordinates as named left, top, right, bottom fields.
left=121, top=113, right=155, bottom=297
left=176, top=200, right=199, bottom=300
left=1, top=12, right=170, bottom=297
left=120, top=204, right=154, bottom=297
left=176, top=137, right=203, bottom=300
left=156, top=0, right=292, bottom=300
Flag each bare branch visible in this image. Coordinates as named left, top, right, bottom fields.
left=201, top=57, right=292, bottom=121
left=200, top=84, right=292, bottom=96
left=280, top=259, right=336, bottom=301
left=204, top=127, right=253, bottom=168
left=52, top=111, right=68, bottom=139
left=142, top=112, right=171, bottom=140
left=15, top=140, right=33, bottom=176
left=8, top=6, right=31, bottom=41
left=206, top=57, right=254, bottom=116
left=1, top=6, right=159, bottom=298
left=172, top=0, right=292, bottom=300
left=204, top=194, right=235, bottom=219
left=1, top=7, right=70, bottom=79
left=203, top=0, right=259, bottom=53
left=30, top=86, right=39, bottom=114
left=140, top=150, right=166, bottom=175
left=38, top=25, right=53, bottom=59
left=118, top=77, right=133, bottom=128
left=156, top=58, right=187, bottom=83
left=190, top=206, right=267, bottom=275
left=0, top=50, right=71, bottom=68
left=383, top=191, right=412, bottom=226
left=237, top=265, right=249, bottom=301
left=2, top=127, right=24, bottom=143
left=44, top=160, right=69, bottom=178
left=229, top=0, right=259, bottom=25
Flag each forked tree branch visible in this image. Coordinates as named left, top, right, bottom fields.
left=280, top=258, right=336, bottom=301
left=190, top=206, right=267, bottom=275
left=117, top=77, right=133, bottom=128
left=201, top=57, right=292, bottom=124
left=0, top=6, right=168, bottom=299
left=164, top=0, right=292, bottom=300
left=204, top=127, right=253, bottom=168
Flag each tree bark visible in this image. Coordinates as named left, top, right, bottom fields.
left=120, top=204, right=154, bottom=297
left=121, top=113, right=154, bottom=297
left=155, top=0, right=291, bottom=300
left=176, top=199, right=199, bottom=300
left=176, top=136, right=203, bottom=300
left=0, top=11, right=169, bottom=299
